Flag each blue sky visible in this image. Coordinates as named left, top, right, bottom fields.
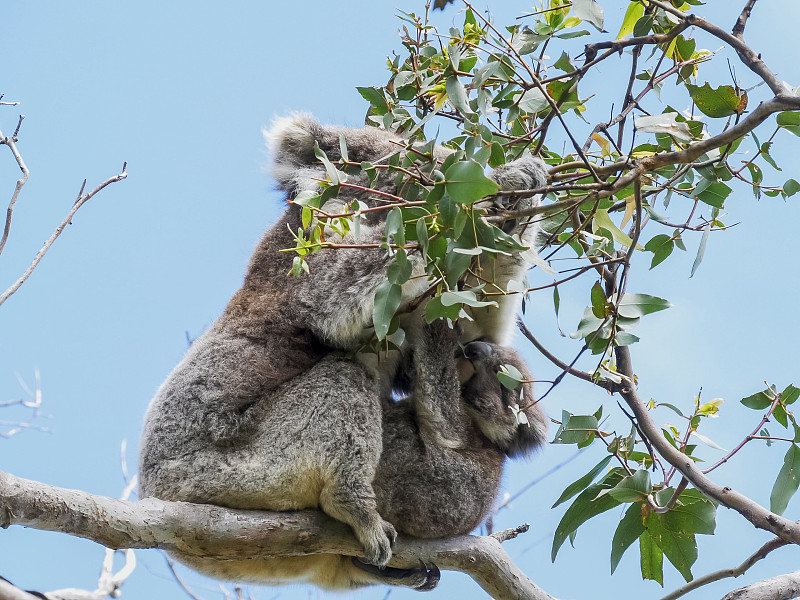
left=2, top=1, right=800, bottom=599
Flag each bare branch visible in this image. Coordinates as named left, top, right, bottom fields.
left=660, top=536, right=789, bottom=600
left=0, top=164, right=127, bottom=308
left=0, top=121, right=30, bottom=258
left=0, top=470, right=559, bottom=600
left=732, top=0, right=759, bottom=39
left=0, top=578, right=43, bottom=600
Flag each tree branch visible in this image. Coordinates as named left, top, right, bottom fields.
left=0, top=164, right=127, bottom=308
left=0, top=470, right=558, bottom=600
left=613, top=346, right=800, bottom=546
left=721, top=569, right=800, bottom=600
left=660, top=536, right=789, bottom=600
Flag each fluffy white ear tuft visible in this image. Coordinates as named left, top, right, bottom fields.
left=263, top=113, right=322, bottom=190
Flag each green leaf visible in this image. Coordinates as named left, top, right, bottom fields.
left=387, top=249, right=412, bottom=285
left=782, top=385, right=800, bottom=405
left=440, top=289, right=496, bottom=308
left=425, top=295, right=462, bottom=322
left=572, top=0, right=604, bottom=31
left=617, top=293, right=672, bottom=318
left=497, top=363, right=525, bottom=390
left=553, top=51, right=575, bottom=73
left=590, top=281, right=606, bottom=318
left=614, top=331, right=640, bottom=346
left=552, top=469, right=626, bottom=561
left=385, top=207, right=406, bottom=247
left=488, top=141, right=506, bottom=168
left=553, top=412, right=599, bottom=446
left=784, top=179, right=800, bottom=197
left=617, top=1, right=644, bottom=39
left=741, top=389, right=773, bottom=410
left=313, top=142, right=346, bottom=185
left=695, top=181, right=732, bottom=208
left=602, top=469, right=652, bottom=502
left=446, top=75, right=474, bottom=115
left=552, top=455, right=613, bottom=508
left=372, top=281, right=402, bottom=340
left=690, top=224, right=710, bottom=278
left=686, top=83, right=743, bottom=118
left=777, top=111, right=800, bottom=137
left=644, top=234, right=674, bottom=269
left=593, top=209, right=644, bottom=250
left=659, top=488, right=717, bottom=535
left=518, top=88, right=550, bottom=113
left=416, top=217, right=430, bottom=258
left=611, top=502, right=646, bottom=574
left=356, top=86, right=390, bottom=115
left=771, top=444, right=800, bottom=515
left=444, top=160, right=499, bottom=205
left=645, top=511, right=697, bottom=582
left=639, top=530, right=664, bottom=585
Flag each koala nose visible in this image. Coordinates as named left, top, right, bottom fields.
left=464, top=341, right=493, bottom=359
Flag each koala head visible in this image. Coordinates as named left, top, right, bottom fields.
left=458, top=341, right=547, bottom=457
left=264, top=114, right=406, bottom=195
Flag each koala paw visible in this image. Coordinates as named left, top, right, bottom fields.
left=358, top=518, right=397, bottom=567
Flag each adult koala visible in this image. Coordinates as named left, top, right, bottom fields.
left=139, top=115, right=548, bottom=456
left=141, top=318, right=547, bottom=590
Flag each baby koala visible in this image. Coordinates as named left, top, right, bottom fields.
left=140, top=318, right=546, bottom=591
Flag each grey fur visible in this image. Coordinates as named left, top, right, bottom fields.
left=139, top=115, right=547, bottom=456
left=140, top=319, right=546, bottom=590
left=138, top=116, right=549, bottom=589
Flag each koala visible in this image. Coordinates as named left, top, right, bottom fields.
left=138, top=115, right=548, bottom=466
left=139, top=318, right=547, bottom=591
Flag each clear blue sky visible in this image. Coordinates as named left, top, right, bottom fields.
left=2, top=1, right=799, bottom=599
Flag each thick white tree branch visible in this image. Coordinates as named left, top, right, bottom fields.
left=721, top=569, right=800, bottom=600
left=0, top=470, right=558, bottom=600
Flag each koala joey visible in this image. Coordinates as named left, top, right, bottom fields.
left=140, top=318, right=547, bottom=591
left=138, top=115, right=548, bottom=469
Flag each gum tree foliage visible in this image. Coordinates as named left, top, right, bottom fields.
left=287, top=0, right=800, bottom=596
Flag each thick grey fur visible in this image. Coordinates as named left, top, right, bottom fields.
left=138, top=116, right=549, bottom=589
left=140, top=319, right=546, bottom=590
left=139, top=115, right=547, bottom=456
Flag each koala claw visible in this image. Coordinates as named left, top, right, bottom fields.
left=360, top=518, right=397, bottom=567
left=351, top=558, right=441, bottom=591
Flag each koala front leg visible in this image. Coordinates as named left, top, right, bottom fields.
left=411, top=319, right=474, bottom=449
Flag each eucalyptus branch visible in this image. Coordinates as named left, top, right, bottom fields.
left=0, top=164, right=128, bottom=308
left=660, top=536, right=789, bottom=600
left=517, top=318, right=613, bottom=391
left=613, top=345, right=800, bottom=546
left=0, top=470, right=559, bottom=600
left=0, top=120, right=30, bottom=258
left=703, top=390, right=782, bottom=474
left=732, top=0, right=759, bottom=40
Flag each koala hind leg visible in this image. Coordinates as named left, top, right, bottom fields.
left=319, top=476, right=397, bottom=567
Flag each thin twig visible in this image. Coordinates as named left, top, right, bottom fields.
left=0, top=163, right=128, bottom=308
left=660, top=536, right=789, bottom=600
left=0, top=121, right=30, bottom=257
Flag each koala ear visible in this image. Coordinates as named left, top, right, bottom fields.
left=263, top=113, right=326, bottom=191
